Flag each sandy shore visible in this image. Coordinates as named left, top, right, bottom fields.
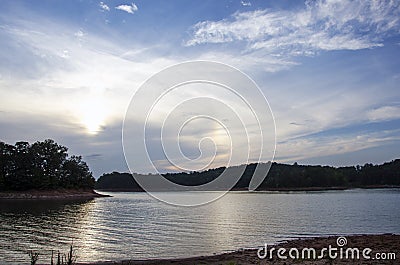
left=77, top=234, right=399, bottom=265
left=0, top=189, right=110, bottom=200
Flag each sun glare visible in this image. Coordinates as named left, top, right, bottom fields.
left=78, top=98, right=108, bottom=135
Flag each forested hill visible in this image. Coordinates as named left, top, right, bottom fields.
left=0, top=139, right=95, bottom=191
left=95, top=159, right=400, bottom=191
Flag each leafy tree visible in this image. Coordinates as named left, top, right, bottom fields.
left=0, top=139, right=94, bottom=191
left=31, top=139, right=68, bottom=189
left=62, top=155, right=95, bottom=188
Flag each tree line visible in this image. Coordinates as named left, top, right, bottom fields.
left=249, top=160, right=400, bottom=189
left=0, top=139, right=95, bottom=191
left=95, top=159, right=400, bottom=191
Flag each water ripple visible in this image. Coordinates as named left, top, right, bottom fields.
left=1, top=189, right=400, bottom=264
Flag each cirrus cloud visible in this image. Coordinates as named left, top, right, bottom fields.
left=367, top=106, right=400, bottom=122
left=186, top=0, right=400, bottom=57
left=115, top=3, right=138, bottom=14
left=99, top=2, right=110, bottom=11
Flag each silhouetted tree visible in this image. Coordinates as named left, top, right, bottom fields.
left=0, top=139, right=94, bottom=191
left=95, top=159, right=400, bottom=191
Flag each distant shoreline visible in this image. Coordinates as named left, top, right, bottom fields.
left=76, top=234, right=400, bottom=265
left=96, top=185, right=400, bottom=193
left=0, top=189, right=110, bottom=200
left=96, top=159, right=400, bottom=192
left=3, top=186, right=398, bottom=199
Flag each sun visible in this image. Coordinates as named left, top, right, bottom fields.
left=78, top=98, right=108, bottom=135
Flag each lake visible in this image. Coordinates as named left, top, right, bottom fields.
left=1, top=189, right=400, bottom=264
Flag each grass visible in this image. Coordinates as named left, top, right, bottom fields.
left=28, top=251, right=39, bottom=265
left=27, top=245, right=76, bottom=265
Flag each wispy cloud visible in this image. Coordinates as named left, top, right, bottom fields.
left=99, top=1, right=110, bottom=11
left=115, top=3, right=138, bottom=14
left=240, top=1, right=251, bottom=7
left=0, top=16, right=175, bottom=174
left=367, top=106, right=400, bottom=122
left=0, top=17, right=175, bottom=134
left=196, top=50, right=298, bottom=72
left=74, top=29, right=85, bottom=38
left=186, top=0, right=400, bottom=57
left=276, top=128, right=400, bottom=164
left=1, top=1, right=399, bottom=174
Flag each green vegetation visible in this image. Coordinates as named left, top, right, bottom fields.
left=0, top=139, right=95, bottom=191
left=96, top=159, right=400, bottom=191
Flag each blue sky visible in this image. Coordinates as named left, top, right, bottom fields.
left=0, top=0, right=399, bottom=177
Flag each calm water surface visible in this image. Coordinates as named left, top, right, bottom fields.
left=0, top=189, right=399, bottom=264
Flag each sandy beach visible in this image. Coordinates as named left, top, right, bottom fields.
left=78, top=234, right=399, bottom=265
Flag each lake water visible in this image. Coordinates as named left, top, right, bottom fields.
left=1, top=189, right=400, bottom=264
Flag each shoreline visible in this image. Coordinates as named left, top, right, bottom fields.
left=0, top=189, right=110, bottom=200
left=96, top=185, right=400, bottom=193
left=77, top=234, right=400, bottom=265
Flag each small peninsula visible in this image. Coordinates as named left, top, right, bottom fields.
left=0, top=139, right=106, bottom=199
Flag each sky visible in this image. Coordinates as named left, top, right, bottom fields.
left=0, top=0, right=399, bottom=177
